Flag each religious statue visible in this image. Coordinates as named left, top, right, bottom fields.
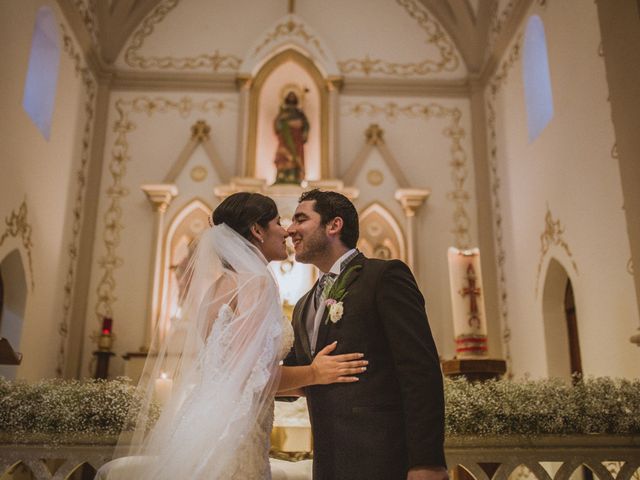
left=273, top=91, right=309, bottom=184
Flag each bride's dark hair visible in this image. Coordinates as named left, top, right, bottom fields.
left=212, top=192, right=278, bottom=241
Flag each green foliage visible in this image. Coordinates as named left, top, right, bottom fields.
left=0, top=377, right=158, bottom=442
left=445, top=376, right=640, bottom=435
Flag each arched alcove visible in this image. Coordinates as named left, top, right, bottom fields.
left=0, top=249, right=28, bottom=379
left=358, top=202, right=406, bottom=262
left=159, top=199, right=212, bottom=341
left=246, top=48, right=329, bottom=183
left=542, top=258, right=582, bottom=379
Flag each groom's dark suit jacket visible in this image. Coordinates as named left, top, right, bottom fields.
left=284, top=253, right=446, bottom=480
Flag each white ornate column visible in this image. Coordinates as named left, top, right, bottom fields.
left=140, top=184, right=178, bottom=352
left=395, top=188, right=430, bottom=272
left=235, top=75, right=252, bottom=177
left=326, top=76, right=343, bottom=178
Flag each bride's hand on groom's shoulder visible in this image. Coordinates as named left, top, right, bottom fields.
left=310, top=341, right=368, bottom=385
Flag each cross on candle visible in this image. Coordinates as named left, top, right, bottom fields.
left=460, top=263, right=482, bottom=329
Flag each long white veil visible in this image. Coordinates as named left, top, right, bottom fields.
left=109, top=223, right=283, bottom=479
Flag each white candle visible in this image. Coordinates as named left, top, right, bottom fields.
left=154, top=372, right=173, bottom=407
left=447, top=247, right=488, bottom=358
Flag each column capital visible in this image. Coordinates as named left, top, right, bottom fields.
left=394, top=188, right=431, bottom=217
left=141, top=184, right=178, bottom=212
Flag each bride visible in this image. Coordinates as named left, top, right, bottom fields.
left=101, top=192, right=367, bottom=480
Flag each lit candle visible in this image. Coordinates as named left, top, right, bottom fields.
left=154, top=372, right=173, bottom=407
left=447, top=247, right=488, bottom=358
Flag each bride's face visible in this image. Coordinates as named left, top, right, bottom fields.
left=260, top=216, right=289, bottom=262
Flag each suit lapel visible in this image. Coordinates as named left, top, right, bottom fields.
left=293, top=287, right=315, bottom=361
left=314, top=254, right=366, bottom=354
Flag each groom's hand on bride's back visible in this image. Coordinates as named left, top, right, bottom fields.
left=310, top=341, right=368, bottom=385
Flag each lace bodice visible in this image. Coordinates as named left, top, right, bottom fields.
left=220, top=310, right=294, bottom=480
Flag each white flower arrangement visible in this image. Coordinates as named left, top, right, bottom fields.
left=444, top=376, right=640, bottom=436
left=0, top=377, right=158, bottom=443
left=0, top=375, right=638, bottom=442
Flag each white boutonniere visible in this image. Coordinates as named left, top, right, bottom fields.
left=323, top=265, right=362, bottom=324
left=325, top=299, right=344, bottom=323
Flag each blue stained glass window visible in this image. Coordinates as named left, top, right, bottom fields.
left=22, top=6, right=60, bottom=140
left=523, top=15, right=554, bottom=142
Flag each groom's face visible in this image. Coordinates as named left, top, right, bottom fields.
left=288, top=200, right=330, bottom=265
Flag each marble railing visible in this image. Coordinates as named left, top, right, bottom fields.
left=0, top=435, right=638, bottom=480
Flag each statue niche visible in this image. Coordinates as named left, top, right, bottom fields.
left=273, top=91, right=309, bottom=184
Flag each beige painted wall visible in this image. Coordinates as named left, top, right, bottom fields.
left=0, top=0, right=97, bottom=379
left=486, top=0, right=638, bottom=378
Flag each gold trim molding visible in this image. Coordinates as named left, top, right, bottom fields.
left=535, top=208, right=579, bottom=296
left=484, top=35, right=523, bottom=377
left=342, top=101, right=471, bottom=249
left=57, top=23, right=98, bottom=377
left=0, top=199, right=35, bottom=291
left=72, top=0, right=100, bottom=51
left=123, top=0, right=241, bottom=72
left=253, top=18, right=327, bottom=60
left=337, top=0, right=459, bottom=77
left=95, top=95, right=235, bottom=346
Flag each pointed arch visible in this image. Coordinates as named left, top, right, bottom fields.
left=245, top=48, right=330, bottom=181
left=163, top=120, right=229, bottom=184
left=159, top=198, right=212, bottom=340
left=22, top=6, right=61, bottom=140
left=358, top=202, right=406, bottom=262
left=542, top=257, right=582, bottom=379
left=0, top=249, right=28, bottom=379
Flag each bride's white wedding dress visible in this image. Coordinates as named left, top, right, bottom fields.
left=219, top=310, right=294, bottom=479
left=100, top=224, right=294, bottom=480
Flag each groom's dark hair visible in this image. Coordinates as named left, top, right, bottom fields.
left=299, top=189, right=359, bottom=248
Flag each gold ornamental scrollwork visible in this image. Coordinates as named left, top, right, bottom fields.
left=58, top=23, right=98, bottom=377
left=253, top=18, right=327, bottom=60
left=338, top=0, right=459, bottom=77
left=535, top=207, right=579, bottom=296
left=342, top=101, right=471, bottom=250
left=72, top=0, right=100, bottom=52
left=484, top=35, right=523, bottom=377
left=124, top=0, right=241, bottom=71
left=487, top=0, right=517, bottom=56
left=0, top=200, right=35, bottom=290
left=95, top=96, right=235, bottom=347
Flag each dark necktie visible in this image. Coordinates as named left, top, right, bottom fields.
left=314, top=272, right=337, bottom=310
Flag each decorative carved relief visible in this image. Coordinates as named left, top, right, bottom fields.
left=123, top=0, right=241, bottom=71
left=253, top=18, right=327, bottom=59
left=485, top=35, right=523, bottom=376
left=72, top=0, right=99, bottom=51
left=0, top=200, right=34, bottom=290
left=366, top=170, right=384, bottom=186
left=57, top=23, right=98, bottom=377
left=535, top=208, right=579, bottom=296
left=338, top=0, right=459, bottom=77
left=95, top=96, right=234, bottom=348
left=358, top=203, right=406, bottom=262
left=342, top=101, right=471, bottom=249
left=487, top=0, right=517, bottom=56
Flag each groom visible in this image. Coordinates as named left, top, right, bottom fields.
left=284, top=189, right=448, bottom=480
